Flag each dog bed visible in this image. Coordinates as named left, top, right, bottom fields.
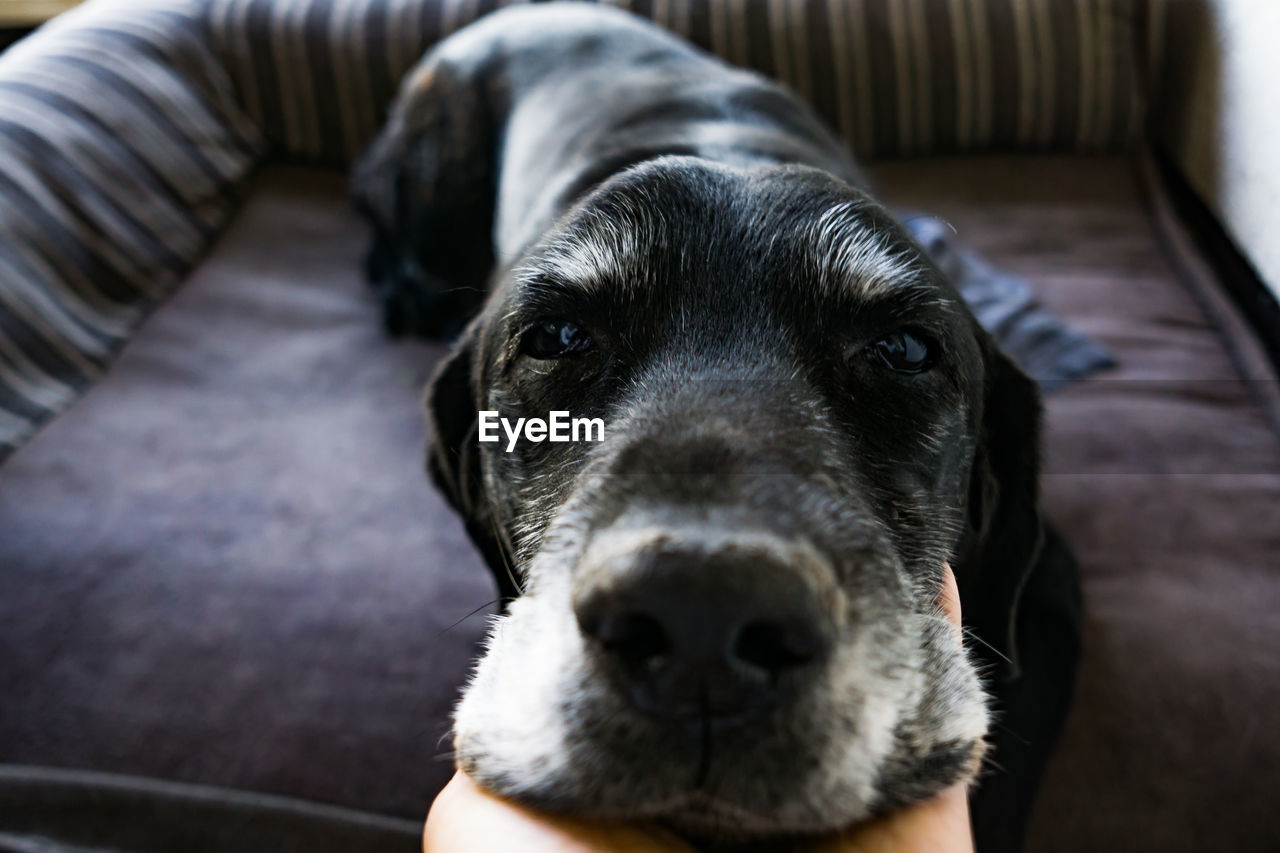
left=1, top=2, right=1277, bottom=851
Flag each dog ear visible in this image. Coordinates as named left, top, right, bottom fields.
left=959, top=332, right=1045, bottom=682
left=425, top=329, right=520, bottom=602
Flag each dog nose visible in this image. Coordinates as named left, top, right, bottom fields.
left=574, top=539, right=834, bottom=722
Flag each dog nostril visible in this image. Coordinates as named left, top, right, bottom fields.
left=733, top=620, right=822, bottom=673
left=595, top=611, right=671, bottom=667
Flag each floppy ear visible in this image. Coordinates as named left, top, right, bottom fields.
left=425, top=330, right=520, bottom=602
left=958, top=332, right=1045, bottom=682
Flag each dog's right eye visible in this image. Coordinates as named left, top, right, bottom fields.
left=865, top=329, right=935, bottom=374
left=520, top=320, right=594, bottom=359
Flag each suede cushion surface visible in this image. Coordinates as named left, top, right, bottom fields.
left=0, top=169, right=493, bottom=821
left=1, top=157, right=1278, bottom=851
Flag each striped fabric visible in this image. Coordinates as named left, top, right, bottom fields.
left=0, top=0, right=1150, bottom=463
left=207, top=0, right=1148, bottom=165
left=0, top=0, right=265, bottom=462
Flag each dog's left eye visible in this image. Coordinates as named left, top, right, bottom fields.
left=521, top=320, right=594, bottom=359
left=867, top=330, right=934, bottom=373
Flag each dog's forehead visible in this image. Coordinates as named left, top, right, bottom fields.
left=516, top=159, right=946, bottom=310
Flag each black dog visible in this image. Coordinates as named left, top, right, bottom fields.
left=354, top=5, right=1080, bottom=850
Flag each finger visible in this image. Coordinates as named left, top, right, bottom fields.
left=938, top=561, right=962, bottom=628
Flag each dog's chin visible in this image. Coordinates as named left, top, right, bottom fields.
left=456, top=709, right=984, bottom=843
left=657, top=794, right=871, bottom=844
left=458, top=727, right=985, bottom=847
left=656, top=737, right=988, bottom=846
left=456, top=762, right=884, bottom=844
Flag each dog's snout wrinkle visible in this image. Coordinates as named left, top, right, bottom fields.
left=574, top=528, right=837, bottom=725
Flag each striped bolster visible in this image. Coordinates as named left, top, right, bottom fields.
left=0, top=0, right=266, bottom=463
left=207, top=0, right=1148, bottom=165
left=0, top=0, right=1149, bottom=463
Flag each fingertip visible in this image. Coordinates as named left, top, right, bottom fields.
left=939, top=561, right=962, bottom=628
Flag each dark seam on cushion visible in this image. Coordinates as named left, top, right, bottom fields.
left=1134, top=148, right=1280, bottom=439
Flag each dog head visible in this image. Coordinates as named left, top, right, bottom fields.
left=427, top=156, right=1042, bottom=840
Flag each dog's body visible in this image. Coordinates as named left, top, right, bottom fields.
left=354, top=5, right=1081, bottom=851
